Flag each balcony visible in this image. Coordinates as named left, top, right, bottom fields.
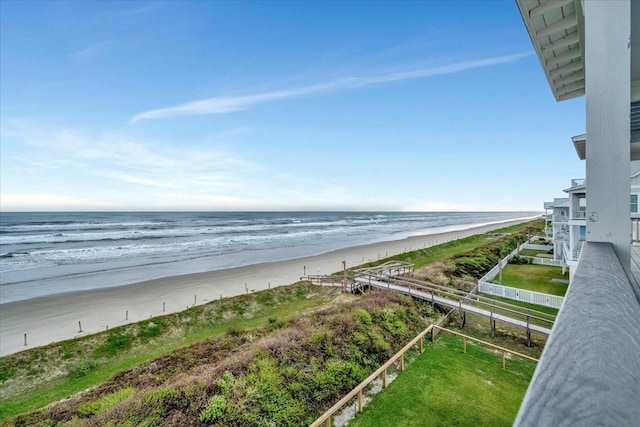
left=572, top=211, right=586, bottom=220
left=515, top=243, right=640, bottom=426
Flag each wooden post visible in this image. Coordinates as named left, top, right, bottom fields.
left=342, top=260, right=347, bottom=292
left=383, top=368, right=388, bottom=388
left=400, top=353, right=405, bottom=371
left=463, top=337, right=467, bottom=354
left=419, top=336, right=424, bottom=353
left=325, top=417, right=331, bottom=427
left=303, top=265, right=306, bottom=276
left=358, top=389, right=363, bottom=413
left=502, top=351, right=506, bottom=370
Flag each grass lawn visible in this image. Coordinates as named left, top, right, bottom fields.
left=481, top=294, right=559, bottom=316
left=493, top=264, right=568, bottom=296
left=519, top=249, right=551, bottom=257
left=348, top=333, right=535, bottom=427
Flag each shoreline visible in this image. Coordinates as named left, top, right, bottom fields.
left=0, top=217, right=535, bottom=356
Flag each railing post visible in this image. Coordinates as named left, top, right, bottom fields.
left=325, top=417, right=331, bottom=427
left=419, top=336, right=424, bottom=353
left=358, top=389, right=363, bottom=413
left=400, top=353, right=405, bottom=371
left=502, top=351, right=506, bottom=370
left=463, top=337, right=467, bottom=354
left=383, top=367, right=388, bottom=388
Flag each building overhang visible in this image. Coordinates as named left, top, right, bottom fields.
left=516, top=0, right=638, bottom=103
left=571, top=129, right=640, bottom=161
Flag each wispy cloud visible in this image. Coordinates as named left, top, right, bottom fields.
left=130, top=53, right=530, bottom=123
left=73, top=41, right=110, bottom=62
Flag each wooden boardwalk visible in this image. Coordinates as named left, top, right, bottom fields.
left=354, top=275, right=553, bottom=336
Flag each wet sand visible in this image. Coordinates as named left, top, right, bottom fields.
left=0, top=218, right=535, bottom=356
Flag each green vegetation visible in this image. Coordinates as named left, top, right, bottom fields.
left=519, top=248, right=551, bottom=257
left=6, top=292, right=441, bottom=426
left=493, top=264, right=568, bottom=296
left=0, top=283, right=342, bottom=421
left=482, top=295, right=560, bottom=316
left=349, top=333, right=536, bottom=427
left=352, top=220, right=544, bottom=293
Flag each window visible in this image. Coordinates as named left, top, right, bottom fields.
left=631, top=194, right=638, bottom=213
left=579, top=226, right=586, bottom=241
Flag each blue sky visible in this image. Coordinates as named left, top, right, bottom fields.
left=0, top=1, right=584, bottom=212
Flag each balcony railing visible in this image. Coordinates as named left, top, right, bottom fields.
left=515, top=243, right=640, bottom=426
left=572, top=211, right=586, bottom=219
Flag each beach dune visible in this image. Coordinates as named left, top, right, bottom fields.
left=0, top=218, right=534, bottom=356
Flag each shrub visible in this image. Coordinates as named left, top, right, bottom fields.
left=0, top=365, right=16, bottom=382
left=96, top=331, right=133, bottom=356
left=226, top=325, right=244, bottom=337
left=78, top=387, right=134, bottom=417
left=200, top=395, right=226, bottom=423
left=217, top=371, right=234, bottom=392
left=138, top=320, right=165, bottom=339
left=68, top=359, right=98, bottom=378
left=355, top=309, right=372, bottom=327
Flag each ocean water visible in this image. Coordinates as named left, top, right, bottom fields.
left=0, top=211, right=535, bottom=303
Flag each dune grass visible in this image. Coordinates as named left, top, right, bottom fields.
left=348, top=333, right=536, bottom=427
left=0, top=284, right=341, bottom=421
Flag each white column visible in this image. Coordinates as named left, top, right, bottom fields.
left=584, top=0, right=631, bottom=271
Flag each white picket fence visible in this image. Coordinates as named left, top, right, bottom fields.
left=522, top=243, right=554, bottom=251
left=478, top=282, right=564, bottom=309
left=476, top=238, right=564, bottom=309
left=519, top=256, right=563, bottom=267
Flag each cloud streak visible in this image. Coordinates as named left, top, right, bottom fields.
left=130, top=53, right=530, bottom=123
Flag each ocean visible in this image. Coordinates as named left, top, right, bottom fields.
left=0, top=211, right=536, bottom=304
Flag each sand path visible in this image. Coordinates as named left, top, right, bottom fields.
left=0, top=218, right=534, bottom=356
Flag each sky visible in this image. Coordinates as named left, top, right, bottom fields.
left=0, top=1, right=585, bottom=212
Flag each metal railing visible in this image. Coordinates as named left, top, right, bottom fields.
left=572, top=211, right=586, bottom=219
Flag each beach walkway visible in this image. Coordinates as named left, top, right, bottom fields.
left=353, top=274, right=554, bottom=337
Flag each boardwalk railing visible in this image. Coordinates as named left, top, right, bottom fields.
left=478, top=282, right=564, bottom=309
left=359, top=274, right=554, bottom=341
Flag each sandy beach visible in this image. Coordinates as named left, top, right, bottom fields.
left=0, top=218, right=534, bottom=356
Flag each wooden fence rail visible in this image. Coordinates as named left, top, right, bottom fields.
left=309, top=324, right=436, bottom=427
left=309, top=317, right=538, bottom=426
left=432, top=326, right=539, bottom=366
